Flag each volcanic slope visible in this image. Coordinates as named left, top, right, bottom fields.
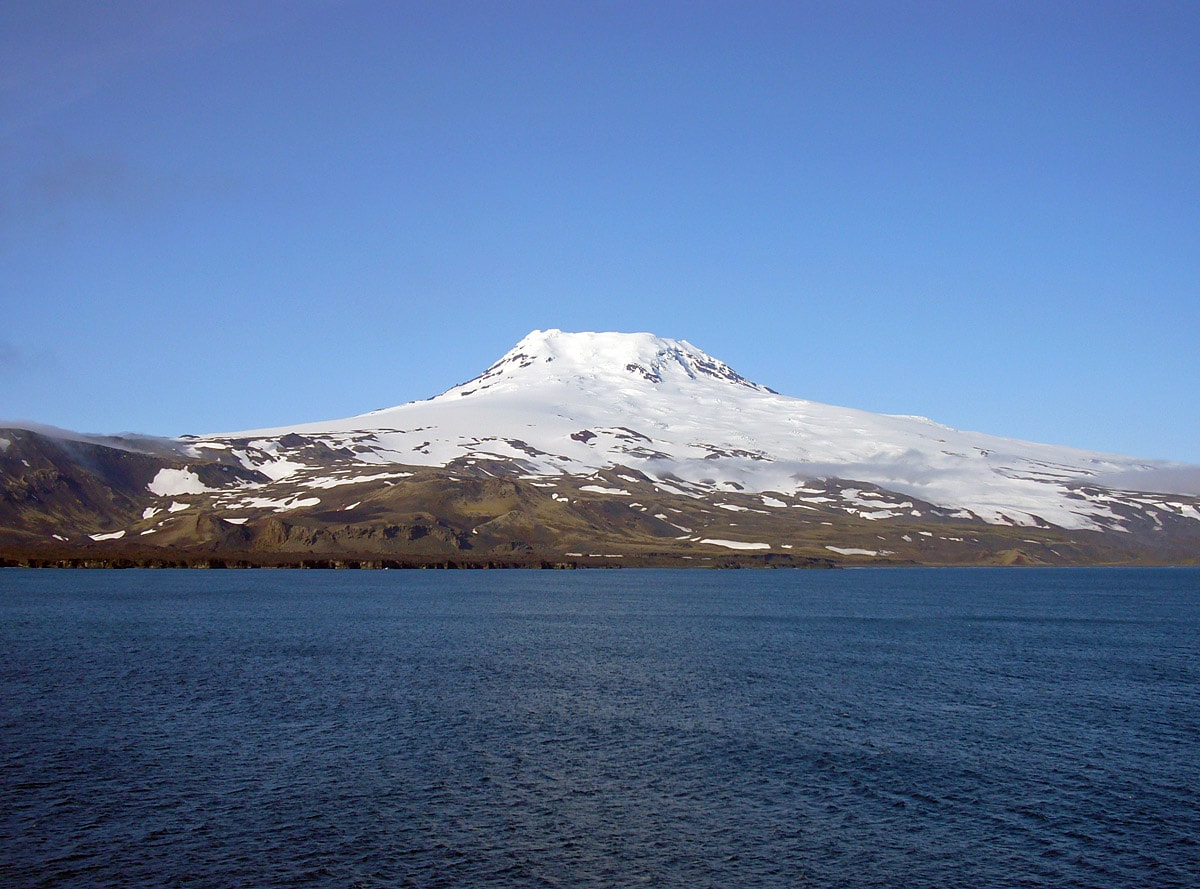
left=4, top=330, right=1199, bottom=565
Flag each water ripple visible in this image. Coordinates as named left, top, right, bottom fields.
left=2, top=568, right=1198, bottom=887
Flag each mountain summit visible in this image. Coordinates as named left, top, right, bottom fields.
left=3, top=330, right=1199, bottom=566
left=435, top=330, right=773, bottom=398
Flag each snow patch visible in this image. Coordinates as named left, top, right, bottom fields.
left=854, top=509, right=900, bottom=521
left=700, top=539, right=770, bottom=550
left=302, top=471, right=412, bottom=489
left=580, top=485, right=630, bottom=496
left=230, top=495, right=321, bottom=513
left=653, top=480, right=697, bottom=497
left=253, top=458, right=306, bottom=481
left=90, top=530, right=126, bottom=541
left=148, top=468, right=211, bottom=496
left=825, top=546, right=885, bottom=556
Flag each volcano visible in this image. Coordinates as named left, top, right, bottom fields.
left=3, top=330, right=1198, bottom=566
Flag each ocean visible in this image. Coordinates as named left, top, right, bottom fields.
left=2, top=567, right=1197, bottom=887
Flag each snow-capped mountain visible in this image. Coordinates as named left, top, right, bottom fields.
left=203, top=329, right=1196, bottom=533
left=3, top=330, right=1199, bottom=567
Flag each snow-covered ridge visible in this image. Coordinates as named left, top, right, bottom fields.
left=200, top=330, right=1200, bottom=532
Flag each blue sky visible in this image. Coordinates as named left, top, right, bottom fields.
left=2, top=0, right=1197, bottom=462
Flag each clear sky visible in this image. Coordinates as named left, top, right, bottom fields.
left=2, top=0, right=1197, bottom=462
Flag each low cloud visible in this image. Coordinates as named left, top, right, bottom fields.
left=26, top=153, right=141, bottom=207
left=0, top=340, right=56, bottom=381
left=0, top=141, right=243, bottom=232
left=0, top=340, right=26, bottom=377
left=1092, top=467, right=1200, bottom=497
left=0, top=145, right=158, bottom=232
left=1, top=1, right=305, bottom=137
left=1, top=1, right=322, bottom=226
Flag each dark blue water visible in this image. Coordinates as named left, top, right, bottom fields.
left=2, top=568, right=1198, bottom=888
